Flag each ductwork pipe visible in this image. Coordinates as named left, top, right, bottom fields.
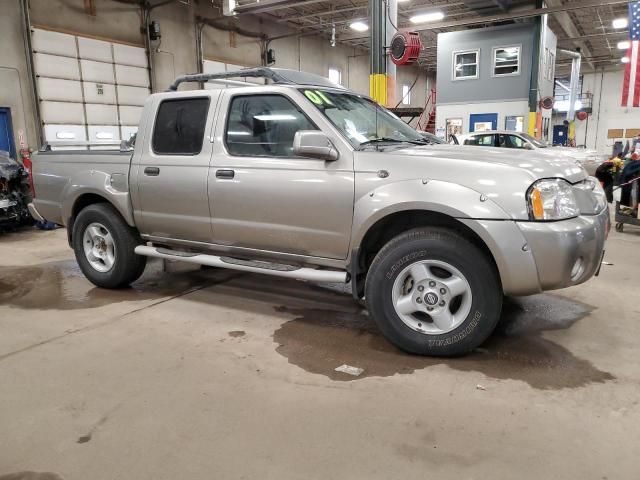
left=558, top=48, right=581, bottom=122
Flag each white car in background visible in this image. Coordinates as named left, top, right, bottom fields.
left=452, top=130, right=604, bottom=175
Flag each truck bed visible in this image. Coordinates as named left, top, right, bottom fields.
left=32, top=150, right=133, bottom=226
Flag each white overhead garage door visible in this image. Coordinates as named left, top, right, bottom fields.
left=31, top=28, right=150, bottom=149
left=202, top=59, right=261, bottom=89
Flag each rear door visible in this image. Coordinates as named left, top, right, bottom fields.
left=209, top=89, right=355, bottom=260
left=134, top=92, right=219, bottom=242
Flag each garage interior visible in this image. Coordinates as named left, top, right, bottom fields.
left=1, top=0, right=640, bottom=479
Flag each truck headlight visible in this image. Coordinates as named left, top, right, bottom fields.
left=528, top=178, right=579, bottom=220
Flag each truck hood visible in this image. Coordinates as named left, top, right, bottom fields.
left=354, top=144, right=588, bottom=220
left=385, top=144, right=587, bottom=182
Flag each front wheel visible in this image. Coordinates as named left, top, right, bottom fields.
left=365, top=227, right=502, bottom=356
left=73, top=203, right=147, bottom=288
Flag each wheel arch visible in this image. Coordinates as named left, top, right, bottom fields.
left=67, top=192, right=134, bottom=246
left=350, top=209, right=501, bottom=299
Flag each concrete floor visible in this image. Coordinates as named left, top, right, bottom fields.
left=0, top=223, right=639, bottom=480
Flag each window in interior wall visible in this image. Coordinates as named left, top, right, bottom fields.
left=453, top=50, right=479, bottom=80
left=505, top=115, right=524, bottom=132
left=493, top=45, right=521, bottom=76
left=401, top=85, right=411, bottom=105
left=328, top=67, right=342, bottom=85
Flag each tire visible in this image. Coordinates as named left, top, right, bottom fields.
left=72, top=203, right=147, bottom=288
left=364, top=227, right=502, bottom=356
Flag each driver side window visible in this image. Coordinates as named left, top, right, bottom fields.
left=225, top=94, right=317, bottom=157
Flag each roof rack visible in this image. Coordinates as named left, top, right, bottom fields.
left=167, top=67, right=344, bottom=92
left=167, top=67, right=289, bottom=91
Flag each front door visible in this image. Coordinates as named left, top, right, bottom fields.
left=134, top=93, right=219, bottom=243
left=209, top=90, right=354, bottom=260
left=0, top=108, right=16, bottom=158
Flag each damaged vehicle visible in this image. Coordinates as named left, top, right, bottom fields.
left=0, top=151, right=32, bottom=230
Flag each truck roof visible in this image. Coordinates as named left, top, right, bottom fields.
left=167, top=67, right=345, bottom=93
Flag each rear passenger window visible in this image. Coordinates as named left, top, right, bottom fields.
left=152, top=97, right=210, bottom=155
left=225, top=94, right=317, bottom=157
left=465, top=135, right=494, bottom=146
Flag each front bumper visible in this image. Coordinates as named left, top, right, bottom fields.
left=516, top=207, right=610, bottom=291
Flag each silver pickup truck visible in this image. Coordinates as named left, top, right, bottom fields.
left=29, top=67, right=609, bottom=356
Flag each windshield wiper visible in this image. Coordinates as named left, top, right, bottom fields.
left=357, top=137, right=429, bottom=150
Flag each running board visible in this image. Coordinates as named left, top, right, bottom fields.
left=134, top=245, right=348, bottom=283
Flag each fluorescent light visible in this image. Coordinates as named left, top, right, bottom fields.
left=618, top=40, right=631, bottom=50
left=622, top=56, right=631, bottom=63
left=350, top=21, right=369, bottom=32
left=613, top=17, right=628, bottom=29
left=409, top=11, right=445, bottom=23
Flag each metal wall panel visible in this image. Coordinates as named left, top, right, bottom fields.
left=83, top=82, right=117, bottom=104
left=40, top=101, right=85, bottom=124
left=85, top=104, right=118, bottom=125
left=33, top=53, right=80, bottom=80
left=118, top=105, right=143, bottom=125
left=80, top=59, right=115, bottom=83
left=32, top=29, right=77, bottom=57
left=78, top=37, right=112, bottom=63
left=113, top=44, right=147, bottom=67
left=115, top=64, right=149, bottom=87
left=37, top=78, right=83, bottom=102
left=117, top=85, right=149, bottom=106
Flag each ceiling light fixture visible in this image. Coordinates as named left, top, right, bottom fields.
left=612, top=17, right=628, bottom=29
left=410, top=11, right=445, bottom=24
left=622, top=56, right=631, bottom=63
left=349, top=21, right=369, bottom=32
left=618, top=40, right=631, bottom=50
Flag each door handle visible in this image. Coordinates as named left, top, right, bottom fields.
left=216, top=169, right=235, bottom=179
left=144, top=167, right=160, bottom=176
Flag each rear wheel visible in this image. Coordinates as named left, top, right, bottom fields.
left=73, top=203, right=146, bottom=288
left=365, top=227, right=502, bottom=356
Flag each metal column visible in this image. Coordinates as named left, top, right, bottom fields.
left=385, top=0, right=397, bottom=106
left=369, top=0, right=387, bottom=104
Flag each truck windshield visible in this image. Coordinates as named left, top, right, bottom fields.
left=299, top=88, right=429, bottom=149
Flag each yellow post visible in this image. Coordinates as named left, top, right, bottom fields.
left=369, top=73, right=388, bottom=105
left=528, top=111, right=537, bottom=136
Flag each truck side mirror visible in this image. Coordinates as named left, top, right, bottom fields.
left=293, top=131, right=339, bottom=161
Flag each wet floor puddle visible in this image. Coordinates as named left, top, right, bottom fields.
left=273, top=294, right=615, bottom=389
left=0, top=259, right=236, bottom=310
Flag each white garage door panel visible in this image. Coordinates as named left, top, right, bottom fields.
left=113, top=44, right=147, bottom=67
left=80, top=59, right=115, bottom=83
left=203, top=60, right=226, bottom=74
left=44, top=124, right=87, bottom=149
left=38, top=78, right=83, bottom=102
left=40, top=101, right=85, bottom=124
left=115, top=64, right=149, bottom=87
left=83, top=82, right=117, bottom=104
left=78, top=37, right=112, bottom=62
left=121, top=126, right=138, bottom=142
left=118, top=106, right=143, bottom=125
left=34, top=53, right=80, bottom=80
left=117, top=85, right=149, bottom=106
left=88, top=125, right=120, bottom=143
left=85, top=104, right=118, bottom=125
left=32, top=29, right=77, bottom=57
